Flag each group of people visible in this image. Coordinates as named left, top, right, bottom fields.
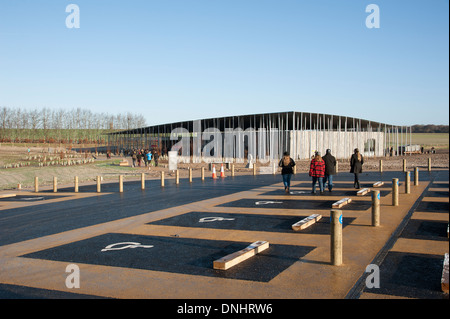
left=279, top=148, right=364, bottom=194
left=129, top=149, right=159, bottom=168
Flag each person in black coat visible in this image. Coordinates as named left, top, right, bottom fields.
left=279, top=151, right=296, bottom=193
left=322, top=149, right=337, bottom=192
left=350, top=148, right=364, bottom=189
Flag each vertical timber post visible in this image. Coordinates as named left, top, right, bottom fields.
left=331, top=209, right=343, bottom=266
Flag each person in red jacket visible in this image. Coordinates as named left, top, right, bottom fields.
left=309, top=152, right=325, bottom=194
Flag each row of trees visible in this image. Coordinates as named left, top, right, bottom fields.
left=411, top=125, right=449, bottom=133
left=0, top=107, right=146, bottom=131
left=0, top=107, right=147, bottom=144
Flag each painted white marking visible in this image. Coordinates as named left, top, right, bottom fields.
left=101, top=242, right=154, bottom=252
left=199, top=217, right=235, bottom=223
left=255, top=201, right=282, bottom=205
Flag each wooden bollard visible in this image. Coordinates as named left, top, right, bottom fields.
left=201, top=167, right=205, bottom=181
left=335, top=160, right=339, bottom=174
left=119, top=175, right=123, bottom=193
left=231, top=164, right=235, bottom=177
left=97, top=176, right=101, bottom=193
left=176, top=170, right=179, bottom=184
left=53, top=177, right=57, bottom=193
left=141, top=173, right=145, bottom=190
left=414, top=167, right=419, bottom=186
left=379, top=159, right=383, bottom=173
left=403, top=159, right=407, bottom=172
left=405, top=171, right=410, bottom=194
left=189, top=168, right=192, bottom=183
left=372, top=190, right=380, bottom=227
left=34, top=176, right=39, bottom=193
left=74, top=176, right=79, bottom=193
left=392, top=178, right=399, bottom=206
left=428, top=158, right=432, bottom=171
left=161, top=171, right=165, bottom=187
left=253, top=164, right=257, bottom=176
left=331, top=209, right=343, bottom=266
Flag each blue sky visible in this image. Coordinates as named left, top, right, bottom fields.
left=0, top=0, right=448, bottom=126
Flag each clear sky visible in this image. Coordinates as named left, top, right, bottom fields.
left=0, top=0, right=448, bottom=126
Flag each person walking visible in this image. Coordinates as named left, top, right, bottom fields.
left=309, top=152, right=325, bottom=194
left=350, top=148, right=364, bottom=189
left=279, top=151, right=296, bottom=193
left=322, top=149, right=337, bottom=192
left=131, top=149, right=137, bottom=167
left=147, top=150, right=153, bottom=167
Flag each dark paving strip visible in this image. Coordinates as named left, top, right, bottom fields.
left=20, top=233, right=316, bottom=283
left=217, top=198, right=372, bottom=211
left=0, top=195, right=68, bottom=202
left=362, top=252, right=447, bottom=299
left=149, top=211, right=355, bottom=234
left=398, top=219, right=448, bottom=242
left=262, top=189, right=390, bottom=197
left=415, top=201, right=449, bottom=213
left=424, top=190, right=449, bottom=198
left=0, top=283, right=110, bottom=299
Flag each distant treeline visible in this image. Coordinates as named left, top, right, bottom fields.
left=411, top=125, right=449, bottom=133
left=0, top=106, right=147, bottom=144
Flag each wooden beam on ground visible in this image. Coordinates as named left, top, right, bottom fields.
left=0, top=193, right=16, bottom=199
left=357, top=188, right=370, bottom=196
left=292, top=214, right=322, bottom=231
left=373, top=181, right=384, bottom=187
left=442, top=253, right=449, bottom=294
left=332, top=198, right=352, bottom=208
left=213, top=241, right=269, bottom=270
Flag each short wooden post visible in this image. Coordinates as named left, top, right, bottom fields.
left=74, top=176, right=79, bottom=193
left=403, top=159, right=407, bottom=172
left=392, top=178, right=399, bottom=206
left=372, top=190, right=380, bottom=227
left=97, top=176, right=101, bottom=193
left=428, top=158, right=432, bottom=171
left=331, top=209, right=343, bottom=266
left=231, top=164, right=235, bottom=177
left=414, top=167, right=419, bottom=186
left=176, top=170, right=179, bottom=184
left=405, top=171, right=410, bottom=194
left=53, top=177, right=57, bottom=193
left=379, top=159, right=383, bottom=173
left=141, top=173, right=145, bottom=190
left=34, top=176, right=39, bottom=193
left=189, top=168, right=192, bottom=183
left=161, top=171, right=165, bottom=187
left=119, top=175, right=123, bottom=193
left=201, top=167, right=205, bottom=181
left=253, top=164, right=257, bottom=176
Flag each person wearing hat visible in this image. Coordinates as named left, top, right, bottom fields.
left=279, top=151, right=296, bottom=193
left=350, top=148, right=364, bottom=189
left=322, top=149, right=337, bottom=192
left=309, top=152, right=325, bottom=194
